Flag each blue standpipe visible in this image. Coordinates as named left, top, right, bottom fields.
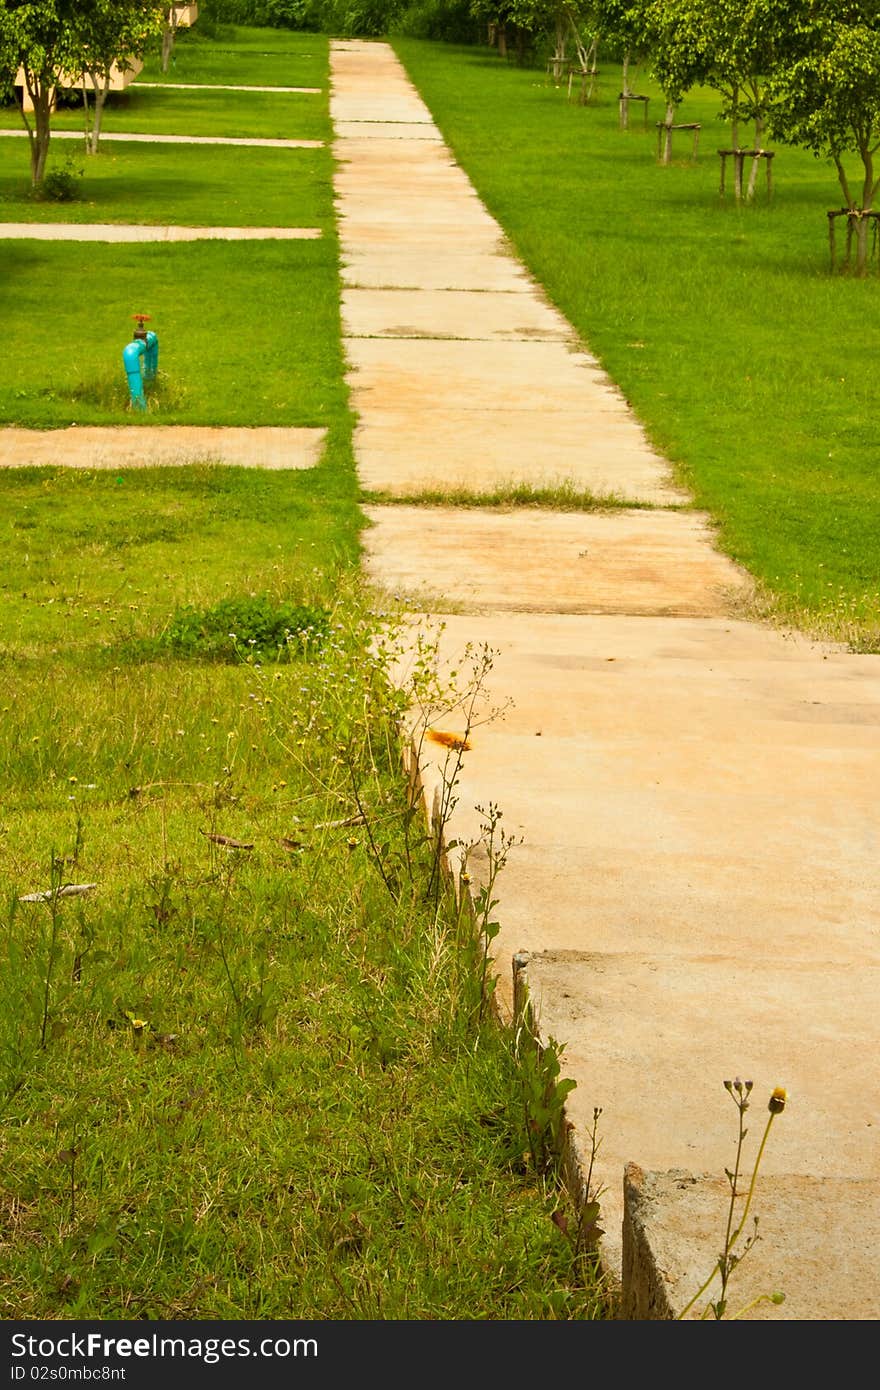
left=123, top=338, right=147, bottom=410
left=123, top=319, right=159, bottom=411
left=143, top=330, right=159, bottom=383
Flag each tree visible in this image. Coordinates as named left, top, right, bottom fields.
left=0, top=0, right=79, bottom=185
left=694, top=0, right=796, bottom=198
left=639, top=0, right=796, bottom=195
left=592, top=0, right=648, bottom=128
left=508, top=0, right=600, bottom=84
left=468, top=0, right=517, bottom=59
left=71, top=0, right=164, bottom=154
left=766, top=2, right=880, bottom=273
left=637, top=0, right=711, bottom=161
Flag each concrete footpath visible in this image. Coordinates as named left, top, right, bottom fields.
left=332, top=40, right=880, bottom=1319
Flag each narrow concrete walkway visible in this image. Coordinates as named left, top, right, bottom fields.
left=332, top=40, right=880, bottom=1319
left=1, top=129, right=322, bottom=148
left=136, top=82, right=322, bottom=93
left=0, top=224, right=320, bottom=241
left=0, top=426, right=326, bottom=471
left=0, top=224, right=321, bottom=241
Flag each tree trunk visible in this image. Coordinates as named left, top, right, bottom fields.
left=161, top=22, right=176, bottom=73
left=854, top=214, right=869, bottom=277
left=661, top=100, right=675, bottom=165
left=89, top=73, right=111, bottom=154
left=619, top=55, right=631, bottom=129
left=26, top=79, right=53, bottom=186
left=497, top=24, right=508, bottom=59
left=550, top=16, right=566, bottom=83
left=730, top=83, right=740, bottom=154
left=734, top=151, right=744, bottom=202
left=81, top=80, right=93, bottom=153
left=745, top=116, right=764, bottom=201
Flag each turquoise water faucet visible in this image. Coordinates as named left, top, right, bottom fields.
left=123, top=313, right=159, bottom=410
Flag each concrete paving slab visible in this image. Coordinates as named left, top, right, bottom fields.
left=345, top=336, right=662, bottom=414
left=622, top=1169, right=880, bottom=1320
left=334, top=165, right=486, bottom=196
left=333, top=121, right=443, bottom=141
left=362, top=506, right=745, bottom=614
left=0, top=224, right=322, bottom=241
left=354, top=414, right=685, bottom=503
left=136, top=82, right=322, bottom=93
left=328, top=97, right=434, bottom=124
left=406, top=610, right=880, bottom=965
left=341, top=287, right=574, bottom=341
left=0, top=426, right=326, bottom=470
left=527, top=951, right=880, bottom=1291
left=339, top=243, right=533, bottom=292
left=334, top=137, right=458, bottom=166
left=394, top=608, right=880, bottom=1307
left=337, top=193, right=499, bottom=230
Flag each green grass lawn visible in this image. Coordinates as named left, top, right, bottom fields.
left=138, top=24, right=329, bottom=87
left=0, top=239, right=345, bottom=426
left=0, top=463, right=604, bottom=1320
left=392, top=39, right=880, bottom=648
left=0, top=25, right=606, bottom=1323
left=0, top=87, right=328, bottom=142
left=0, top=135, right=331, bottom=227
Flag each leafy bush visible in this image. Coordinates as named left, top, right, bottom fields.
left=202, top=0, right=410, bottom=34
left=162, top=595, right=330, bottom=662
left=34, top=159, right=82, bottom=203
left=393, top=0, right=479, bottom=42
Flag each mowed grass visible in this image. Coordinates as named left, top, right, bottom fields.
left=0, top=87, right=328, bottom=142
left=0, top=27, right=606, bottom=1322
left=392, top=39, right=880, bottom=647
left=0, top=238, right=344, bottom=426
left=0, top=37, right=336, bottom=429
left=138, top=24, right=328, bottom=87
left=0, top=137, right=331, bottom=226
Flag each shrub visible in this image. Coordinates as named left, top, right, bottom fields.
left=34, top=158, right=83, bottom=203
left=162, top=595, right=330, bottom=662
left=393, top=0, right=479, bottom=42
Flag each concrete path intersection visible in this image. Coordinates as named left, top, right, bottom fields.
left=332, top=40, right=880, bottom=1319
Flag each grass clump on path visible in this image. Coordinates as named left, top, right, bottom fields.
left=391, top=38, right=880, bottom=651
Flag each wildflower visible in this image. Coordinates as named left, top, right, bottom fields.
left=768, top=1087, right=787, bottom=1114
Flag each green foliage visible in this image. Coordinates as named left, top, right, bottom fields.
left=32, top=155, right=83, bottom=202
left=766, top=3, right=880, bottom=214
left=162, top=594, right=330, bottom=662
left=203, top=0, right=450, bottom=36
left=516, top=1022, right=577, bottom=1175
left=393, top=0, right=479, bottom=42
